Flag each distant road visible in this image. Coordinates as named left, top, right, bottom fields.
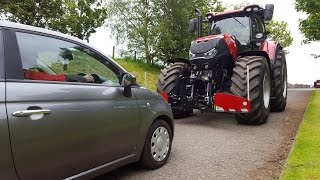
left=288, top=88, right=315, bottom=91
left=97, top=90, right=312, bottom=180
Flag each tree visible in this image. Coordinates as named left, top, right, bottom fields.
left=0, top=0, right=108, bottom=41
left=265, top=21, right=293, bottom=49
left=155, top=0, right=225, bottom=61
left=295, top=0, right=320, bottom=42
left=0, top=0, right=64, bottom=28
left=107, top=0, right=224, bottom=64
left=107, top=0, right=160, bottom=64
left=57, top=0, right=108, bottom=41
left=295, top=0, right=320, bottom=59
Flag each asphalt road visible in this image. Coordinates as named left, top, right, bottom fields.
left=98, top=89, right=312, bottom=180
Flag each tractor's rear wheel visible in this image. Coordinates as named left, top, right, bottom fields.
left=270, top=51, right=287, bottom=112
left=231, top=56, right=271, bottom=125
left=157, top=62, right=191, bottom=119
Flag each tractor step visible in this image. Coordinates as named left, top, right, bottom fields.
left=214, top=93, right=251, bottom=113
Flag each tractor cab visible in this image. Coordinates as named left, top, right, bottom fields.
left=189, top=5, right=274, bottom=53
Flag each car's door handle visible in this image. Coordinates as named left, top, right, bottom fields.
left=13, top=109, right=51, bottom=117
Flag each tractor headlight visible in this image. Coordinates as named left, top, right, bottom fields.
left=189, top=51, right=195, bottom=59
left=201, top=74, right=210, bottom=81
left=204, top=48, right=217, bottom=57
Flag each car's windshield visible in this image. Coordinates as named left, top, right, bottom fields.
left=209, top=16, right=250, bottom=46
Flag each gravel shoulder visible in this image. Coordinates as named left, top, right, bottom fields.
left=97, top=90, right=312, bottom=180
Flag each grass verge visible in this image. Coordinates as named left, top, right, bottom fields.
left=116, top=59, right=162, bottom=91
left=281, top=90, right=320, bottom=179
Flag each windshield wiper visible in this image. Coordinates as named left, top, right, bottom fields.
left=231, top=15, right=245, bottom=27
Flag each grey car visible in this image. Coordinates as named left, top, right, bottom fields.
left=0, top=21, right=174, bottom=179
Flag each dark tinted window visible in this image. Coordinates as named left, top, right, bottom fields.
left=16, top=32, right=120, bottom=85
left=252, top=16, right=264, bottom=35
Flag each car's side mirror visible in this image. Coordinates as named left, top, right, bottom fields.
left=189, top=18, right=197, bottom=33
left=264, top=4, right=274, bottom=21
left=121, top=73, right=136, bottom=97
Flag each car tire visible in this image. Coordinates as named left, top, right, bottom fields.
left=140, top=119, right=172, bottom=169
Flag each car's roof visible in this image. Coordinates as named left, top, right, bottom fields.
left=0, top=21, right=84, bottom=44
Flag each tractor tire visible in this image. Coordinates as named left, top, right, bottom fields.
left=270, top=51, right=287, bottom=112
left=231, top=56, right=271, bottom=125
left=157, top=62, right=191, bottom=119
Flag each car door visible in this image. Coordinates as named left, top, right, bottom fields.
left=0, top=29, right=18, bottom=180
left=4, top=30, right=139, bottom=179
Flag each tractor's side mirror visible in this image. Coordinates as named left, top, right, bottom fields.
left=189, top=18, right=197, bottom=33
left=264, top=4, right=274, bottom=21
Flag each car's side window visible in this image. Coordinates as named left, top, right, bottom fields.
left=16, top=32, right=120, bottom=86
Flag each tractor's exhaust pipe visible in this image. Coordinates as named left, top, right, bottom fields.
left=195, top=8, right=203, bottom=38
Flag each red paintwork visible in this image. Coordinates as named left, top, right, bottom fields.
left=160, top=92, right=169, bottom=102
left=223, top=34, right=238, bottom=60
left=24, top=71, right=66, bottom=81
left=196, top=34, right=238, bottom=61
left=214, top=93, right=251, bottom=113
left=260, top=40, right=278, bottom=62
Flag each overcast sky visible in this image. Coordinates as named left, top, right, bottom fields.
left=89, top=0, right=320, bottom=85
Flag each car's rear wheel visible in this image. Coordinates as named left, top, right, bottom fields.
left=140, top=119, right=172, bottom=169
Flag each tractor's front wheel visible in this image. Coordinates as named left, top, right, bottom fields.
left=157, top=62, right=191, bottom=119
left=231, top=56, right=271, bottom=125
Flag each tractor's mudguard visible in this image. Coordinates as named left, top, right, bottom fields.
left=214, top=93, right=251, bottom=113
left=259, top=40, right=283, bottom=64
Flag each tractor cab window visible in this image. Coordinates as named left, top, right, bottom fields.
left=209, top=16, right=250, bottom=47
left=252, top=16, right=265, bottom=35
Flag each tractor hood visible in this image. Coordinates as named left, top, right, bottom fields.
left=189, top=34, right=238, bottom=60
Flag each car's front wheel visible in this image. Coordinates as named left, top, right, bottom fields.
left=140, top=119, right=172, bottom=169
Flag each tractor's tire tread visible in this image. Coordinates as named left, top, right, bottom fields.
left=231, top=56, right=271, bottom=125
left=270, top=51, right=287, bottom=112
left=157, top=62, right=191, bottom=119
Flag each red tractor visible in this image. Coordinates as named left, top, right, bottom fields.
left=157, top=4, right=288, bottom=125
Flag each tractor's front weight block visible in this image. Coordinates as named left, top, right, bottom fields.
left=214, top=64, right=251, bottom=113
left=213, top=93, right=251, bottom=113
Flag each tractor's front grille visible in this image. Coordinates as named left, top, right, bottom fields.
left=190, top=57, right=218, bottom=71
